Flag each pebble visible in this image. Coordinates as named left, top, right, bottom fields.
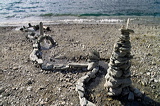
left=12, top=67, right=19, bottom=70
left=0, top=87, right=5, bottom=94
left=27, top=86, right=33, bottom=91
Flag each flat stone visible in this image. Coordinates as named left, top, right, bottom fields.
left=87, top=62, right=98, bottom=70
left=41, top=63, right=53, bottom=70
left=69, top=63, right=88, bottom=68
left=133, top=88, right=142, bottom=97
left=114, top=59, right=128, bottom=64
left=108, top=87, right=122, bottom=96
left=119, top=47, right=131, bottom=51
left=30, top=48, right=41, bottom=62
left=123, top=70, right=131, bottom=78
left=53, top=64, right=69, bottom=70
left=108, top=68, right=122, bottom=78
left=112, top=51, right=127, bottom=57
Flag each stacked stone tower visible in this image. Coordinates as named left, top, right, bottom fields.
left=104, top=28, right=134, bottom=96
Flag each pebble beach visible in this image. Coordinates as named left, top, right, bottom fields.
left=0, top=22, right=160, bottom=105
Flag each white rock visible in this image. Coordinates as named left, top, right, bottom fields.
left=27, top=86, right=33, bottom=91
left=80, top=97, right=87, bottom=106
left=87, top=100, right=96, bottom=106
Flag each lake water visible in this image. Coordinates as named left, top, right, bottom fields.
left=0, top=0, right=160, bottom=25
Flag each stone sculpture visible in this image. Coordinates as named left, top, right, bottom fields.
left=104, top=19, right=142, bottom=101
left=104, top=28, right=134, bottom=96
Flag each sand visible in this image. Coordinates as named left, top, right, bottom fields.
left=0, top=23, right=160, bottom=105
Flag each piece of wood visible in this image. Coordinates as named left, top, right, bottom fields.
left=39, top=22, right=44, bottom=35
left=126, top=18, right=130, bottom=29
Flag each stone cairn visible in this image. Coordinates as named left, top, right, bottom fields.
left=21, top=23, right=100, bottom=105
left=104, top=19, right=142, bottom=101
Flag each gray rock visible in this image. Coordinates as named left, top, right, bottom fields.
left=108, top=87, right=122, bottom=96
left=69, top=63, right=88, bottom=68
left=0, top=87, right=5, bottom=94
left=87, top=67, right=99, bottom=78
left=53, top=64, right=69, bottom=70
left=128, top=92, right=134, bottom=101
left=80, top=75, right=91, bottom=83
left=41, top=63, right=53, bottom=70
left=87, top=62, right=98, bottom=70
left=108, top=68, right=122, bottom=78
left=133, top=88, right=142, bottom=97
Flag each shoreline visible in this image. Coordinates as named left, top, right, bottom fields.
left=0, top=16, right=160, bottom=26
left=0, top=23, right=159, bottom=105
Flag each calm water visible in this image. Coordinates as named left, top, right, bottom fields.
left=0, top=0, right=160, bottom=25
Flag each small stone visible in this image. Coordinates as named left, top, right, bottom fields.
left=13, top=67, right=19, bottom=70
left=37, top=59, right=43, bottom=64
left=80, top=97, right=87, bottom=106
left=146, top=72, right=150, bottom=76
left=87, top=62, right=98, bottom=70
left=78, top=91, right=84, bottom=98
left=106, top=97, right=113, bottom=101
left=80, top=75, right=91, bottom=83
left=132, top=88, right=142, bottom=98
left=33, top=43, right=39, bottom=48
left=41, top=63, right=53, bottom=70
left=128, top=92, right=134, bottom=101
left=0, top=87, right=5, bottom=94
left=27, top=86, right=33, bottom=91
left=76, top=85, right=85, bottom=92
left=27, top=78, right=35, bottom=85
left=76, top=81, right=84, bottom=87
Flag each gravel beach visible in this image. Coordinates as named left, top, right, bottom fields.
left=0, top=23, right=160, bottom=105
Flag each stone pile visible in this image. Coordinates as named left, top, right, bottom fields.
left=104, top=28, right=142, bottom=100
